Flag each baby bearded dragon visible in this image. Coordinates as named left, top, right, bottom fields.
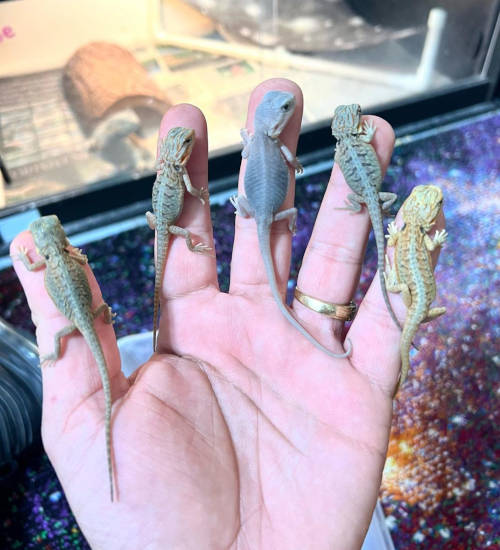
left=231, top=90, right=351, bottom=358
left=146, top=127, right=210, bottom=351
left=385, top=185, right=447, bottom=394
left=17, top=215, right=116, bottom=501
left=331, top=104, right=401, bottom=332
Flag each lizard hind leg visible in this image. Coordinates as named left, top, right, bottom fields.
left=93, top=303, right=115, bottom=324
left=230, top=194, right=254, bottom=218
left=40, top=324, right=77, bottom=366
left=274, top=207, right=298, bottom=234
left=378, top=191, right=398, bottom=215
left=336, top=192, right=365, bottom=213
left=422, top=306, right=446, bottom=323
left=168, top=225, right=211, bottom=254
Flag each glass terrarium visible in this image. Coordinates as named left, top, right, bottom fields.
left=0, top=0, right=497, bottom=210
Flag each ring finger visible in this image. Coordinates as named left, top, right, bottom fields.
left=293, top=114, right=396, bottom=342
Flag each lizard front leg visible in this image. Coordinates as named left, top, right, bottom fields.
left=17, top=246, right=47, bottom=271
left=360, top=120, right=376, bottom=143
left=424, top=229, right=447, bottom=252
left=240, top=128, right=253, bottom=159
left=274, top=207, right=298, bottom=234
left=182, top=168, right=208, bottom=205
left=40, top=323, right=77, bottom=366
left=168, top=225, right=211, bottom=254
left=275, top=138, right=303, bottom=173
left=385, top=221, right=401, bottom=247
left=230, top=195, right=255, bottom=219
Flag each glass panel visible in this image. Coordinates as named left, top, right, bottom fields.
left=0, top=0, right=497, bottom=210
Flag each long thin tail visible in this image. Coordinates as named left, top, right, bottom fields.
left=368, top=201, right=402, bottom=332
left=82, top=323, right=115, bottom=502
left=258, top=225, right=351, bottom=359
left=153, top=231, right=169, bottom=351
left=394, top=316, right=415, bottom=397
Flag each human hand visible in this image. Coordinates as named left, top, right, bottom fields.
left=11, top=78, right=444, bottom=550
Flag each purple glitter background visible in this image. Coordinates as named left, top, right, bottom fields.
left=0, top=110, right=499, bottom=548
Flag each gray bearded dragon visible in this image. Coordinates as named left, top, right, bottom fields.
left=385, top=185, right=447, bottom=394
left=17, top=215, right=116, bottom=501
left=231, top=90, right=351, bottom=358
left=331, top=104, right=401, bottom=332
left=146, top=127, right=210, bottom=351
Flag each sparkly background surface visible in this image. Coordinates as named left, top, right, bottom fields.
left=0, top=110, right=498, bottom=548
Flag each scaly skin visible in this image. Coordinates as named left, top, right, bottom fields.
left=331, top=104, right=400, bottom=332
left=17, top=215, right=116, bottom=500
left=231, top=91, right=351, bottom=358
left=146, top=127, right=210, bottom=351
left=385, top=185, right=447, bottom=394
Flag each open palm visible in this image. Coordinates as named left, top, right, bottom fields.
left=12, top=79, right=442, bottom=550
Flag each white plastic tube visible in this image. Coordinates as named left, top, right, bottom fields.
left=416, top=8, right=448, bottom=89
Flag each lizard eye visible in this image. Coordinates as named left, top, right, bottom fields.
left=282, top=102, right=290, bottom=112
left=184, top=138, right=192, bottom=144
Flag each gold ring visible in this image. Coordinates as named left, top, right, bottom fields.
left=294, top=288, right=357, bottom=322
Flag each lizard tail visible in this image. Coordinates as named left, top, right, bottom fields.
left=81, top=323, right=115, bottom=502
left=369, top=201, right=403, bottom=333
left=257, top=224, right=351, bottom=359
left=153, top=232, right=169, bottom=352
left=394, top=310, right=419, bottom=397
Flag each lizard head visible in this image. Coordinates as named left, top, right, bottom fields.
left=331, top=104, right=362, bottom=139
left=164, top=127, right=195, bottom=166
left=29, top=215, right=69, bottom=258
left=254, top=91, right=296, bottom=138
left=403, top=185, right=444, bottom=231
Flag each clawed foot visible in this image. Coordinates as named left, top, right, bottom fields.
left=199, top=187, right=209, bottom=205
left=386, top=221, right=398, bottom=237
left=16, top=245, right=29, bottom=262
left=293, top=159, right=304, bottom=174
left=230, top=195, right=252, bottom=218
left=385, top=222, right=400, bottom=247
left=40, top=354, right=57, bottom=367
left=193, top=242, right=212, bottom=254
left=362, top=120, right=376, bottom=142
left=433, top=229, right=448, bottom=247
left=105, top=307, right=117, bottom=325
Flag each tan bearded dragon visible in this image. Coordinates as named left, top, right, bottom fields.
left=231, top=90, right=351, bottom=358
left=385, top=185, right=447, bottom=394
left=17, top=215, right=116, bottom=501
left=331, top=104, right=401, bottom=332
left=147, top=127, right=210, bottom=351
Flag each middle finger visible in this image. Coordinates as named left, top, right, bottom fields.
left=229, top=78, right=303, bottom=297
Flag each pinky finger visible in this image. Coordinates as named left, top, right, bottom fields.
left=347, top=202, right=446, bottom=396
